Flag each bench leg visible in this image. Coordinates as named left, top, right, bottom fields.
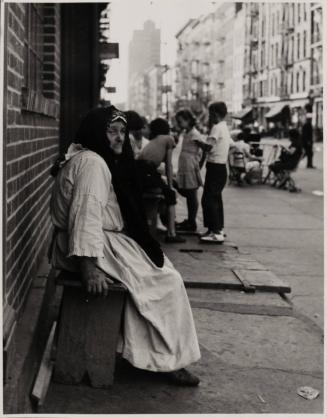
left=54, top=286, right=126, bottom=388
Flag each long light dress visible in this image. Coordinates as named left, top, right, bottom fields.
left=50, top=144, right=201, bottom=372
left=177, top=127, right=204, bottom=190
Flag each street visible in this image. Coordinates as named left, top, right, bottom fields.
left=224, top=142, right=324, bottom=328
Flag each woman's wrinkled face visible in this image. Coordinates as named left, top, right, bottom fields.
left=106, top=121, right=126, bottom=154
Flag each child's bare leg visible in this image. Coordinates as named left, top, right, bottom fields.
left=167, top=205, right=177, bottom=237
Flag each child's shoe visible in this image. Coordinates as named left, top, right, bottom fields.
left=200, top=232, right=224, bottom=244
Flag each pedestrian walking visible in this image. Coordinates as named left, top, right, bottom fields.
left=49, top=106, right=200, bottom=386
left=139, top=117, right=185, bottom=243
left=301, top=105, right=315, bottom=169
left=174, top=109, right=206, bottom=232
left=200, top=102, right=233, bottom=243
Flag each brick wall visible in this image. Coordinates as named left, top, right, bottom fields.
left=3, top=3, right=61, bottom=356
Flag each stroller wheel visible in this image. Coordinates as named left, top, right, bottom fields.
left=289, top=186, right=301, bottom=193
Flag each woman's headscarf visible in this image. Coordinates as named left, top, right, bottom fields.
left=54, top=106, right=164, bottom=268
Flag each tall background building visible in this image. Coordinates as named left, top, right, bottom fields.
left=128, top=20, right=161, bottom=112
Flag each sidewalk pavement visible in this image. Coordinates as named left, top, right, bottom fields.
left=37, top=172, right=323, bottom=414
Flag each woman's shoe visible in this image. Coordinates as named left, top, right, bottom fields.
left=166, top=368, right=200, bottom=386
left=165, top=235, right=186, bottom=244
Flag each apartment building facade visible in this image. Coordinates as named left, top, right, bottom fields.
left=175, top=14, right=216, bottom=120
left=175, top=3, right=242, bottom=119
left=243, top=2, right=321, bottom=134
left=173, top=2, right=322, bottom=137
left=310, top=3, right=323, bottom=140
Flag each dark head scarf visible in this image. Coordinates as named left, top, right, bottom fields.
left=55, top=106, right=164, bottom=268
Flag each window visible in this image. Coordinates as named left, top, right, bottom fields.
left=290, top=4, right=295, bottom=26
left=303, top=31, right=307, bottom=57
left=311, top=45, right=322, bottom=85
left=290, top=72, right=294, bottom=93
left=272, top=14, right=275, bottom=36
left=303, top=3, right=307, bottom=21
left=276, top=11, right=280, bottom=34
left=312, top=8, right=322, bottom=44
left=298, top=3, right=301, bottom=23
left=297, top=33, right=300, bottom=60
left=276, top=42, right=279, bottom=65
left=23, top=4, right=44, bottom=91
left=302, top=70, right=306, bottom=91
left=259, top=80, right=263, bottom=96
left=271, top=44, right=274, bottom=67
left=261, top=41, right=266, bottom=67
left=261, top=17, right=265, bottom=36
left=289, top=36, right=294, bottom=62
left=296, top=72, right=300, bottom=92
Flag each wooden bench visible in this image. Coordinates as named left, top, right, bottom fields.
left=53, top=271, right=127, bottom=388
left=142, top=188, right=164, bottom=238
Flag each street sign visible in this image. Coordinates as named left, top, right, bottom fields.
left=100, top=42, right=119, bottom=60
left=106, top=87, right=116, bottom=93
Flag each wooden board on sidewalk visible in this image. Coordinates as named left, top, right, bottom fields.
left=162, top=233, right=291, bottom=293
left=31, top=321, right=57, bottom=406
left=187, top=288, right=293, bottom=316
left=232, top=269, right=291, bottom=293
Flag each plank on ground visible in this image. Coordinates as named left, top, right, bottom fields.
left=232, top=269, right=291, bottom=293
left=31, top=321, right=57, bottom=406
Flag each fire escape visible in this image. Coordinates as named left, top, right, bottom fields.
left=280, top=4, right=291, bottom=100
left=244, top=3, right=259, bottom=106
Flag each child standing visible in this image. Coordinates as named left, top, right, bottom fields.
left=175, top=109, right=206, bottom=232
left=139, top=118, right=185, bottom=243
left=200, top=102, right=233, bottom=243
left=125, top=110, right=149, bottom=159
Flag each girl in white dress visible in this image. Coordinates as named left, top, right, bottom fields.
left=175, top=109, right=207, bottom=232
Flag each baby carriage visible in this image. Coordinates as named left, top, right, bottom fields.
left=228, top=147, right=263, bottom=186
left=228, top=150, right=247, bottom=185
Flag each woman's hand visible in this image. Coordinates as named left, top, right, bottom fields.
left=80, top=257, right=114, bottom=296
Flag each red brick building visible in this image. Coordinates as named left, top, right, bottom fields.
left=2, top=2, right=116, bottom=391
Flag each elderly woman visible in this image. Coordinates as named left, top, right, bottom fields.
left=49, top=106, right=201, bottom=386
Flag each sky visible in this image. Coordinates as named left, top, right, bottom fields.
left=106, top=0, right=218, bottom=105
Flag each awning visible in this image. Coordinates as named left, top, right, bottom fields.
left=231, top=107, right=253, bottom=120
left=289, top=99, right=311, bottom=109
left=264, top=103, right=288, bottom=118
